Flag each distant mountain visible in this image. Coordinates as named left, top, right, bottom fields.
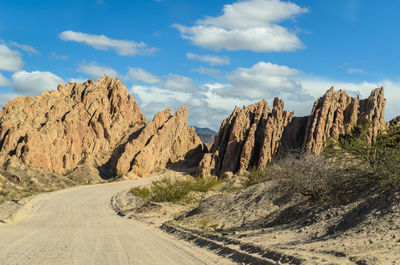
left=194, top=127, right=217, bottom=143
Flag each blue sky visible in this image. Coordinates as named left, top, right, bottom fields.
left=0, top=0, right=399, bottom=130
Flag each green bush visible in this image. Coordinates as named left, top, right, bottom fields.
left=244, top=167, right=268, bottom=187
left=325, top=122, right=400, bottom=191
left=130, top=186, right=152, bottom=200
left=129, top=176, right=222, bottom=203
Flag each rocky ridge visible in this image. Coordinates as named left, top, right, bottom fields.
left=198, top=98, right=294, bottom=177
left=198, top=87, right=387, bottom=177
left=113, top=106, right=203, bottom=178
left=0, top=76, right=202, bottom=184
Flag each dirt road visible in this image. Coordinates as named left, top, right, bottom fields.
left=0, top=177, right=230, bottom=265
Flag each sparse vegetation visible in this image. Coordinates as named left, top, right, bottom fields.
left=244, top=167, right=269, bottom=187
left=130, top=176, right=222, bottom=203
left=243, top=122, right=400, bottom=202
left=326, top=122, right=400, bottom=191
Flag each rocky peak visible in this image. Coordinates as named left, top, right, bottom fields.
left=113, top=105, right=203, bottom=178
left=198, top=87, right=388, bottom=177
left=197, top=98, right=293, bottom=177
left=302, top=87, right=386, bottom=154
left=0, top=76, right=147, bottom=175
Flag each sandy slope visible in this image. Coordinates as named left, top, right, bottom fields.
left=0, top=177, right=231, bottom=265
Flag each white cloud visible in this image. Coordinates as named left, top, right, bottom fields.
left=59, top=30, right=158, bottom=56
left=67, top=77, right=88, bottom=83
left=77, top=61, right=119, bottom=79
left=163, top=74, right=198, bottom=92
left=192, top=67, right=222, bottom=78
left=126, top=67, right=161, bottom=84
left=186, top=52, right=230, bottom=65
left=0, top=73, right=10, bottom=86
left=12, top=71, right=63, bottom=94
left=347, top=67, right=365, bottom=74
left=174, top=0, right=307, bottom=52
left=9, top=41, right=39, bottom=55
left=218, top=61, right=311, bottom=100
left=0, top=44, right=23, bottom=71
left=131, top=85, right=191, bottom=106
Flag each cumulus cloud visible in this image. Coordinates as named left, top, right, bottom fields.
left=174, top=0, right=307, bottom=52
left=126, top=67, right=161, bottom=84
left=186, top=52, right=230, bottom=66
left=77, top=61, right=119, bottom=79
left=59, top=30, right=158, bottom=56
left=0, top=73, right=10, bottom=86
left=0, top=44, right=23, bottom=71
left=192, top=67, right=222, bottom=78
left=128, top=62, right=313, bottom=129
left=130, top=83, right=237, bottom=130
left=163, top=74, right=198, bottom=92
left=218, top=61, right=311, bottom=101
left=12, top=71, right=63, bottom=94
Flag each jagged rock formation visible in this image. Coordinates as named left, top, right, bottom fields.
left=198, top=88, right=387, bottom=177
left=0, top=76, right=145, bottom=175
left=302, top=87, right=387, bottom=154
left=197, top=98, right=293, bottom=177
left=112, top=106, right=203, bottom=178
left=0, top=76, right=202, bottom=180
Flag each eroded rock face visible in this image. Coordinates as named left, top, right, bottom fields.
left=198, top=87, right=388, bottom=177
left=197, top=98, right=294, bottom=177
left=302, top=87, right=387, bottom=154
left=0, top=76, right=146, bottom=175
left=113, top=105, right=203, bottom=178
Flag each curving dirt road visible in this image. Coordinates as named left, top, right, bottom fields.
left=0, top=177, right=231, bottom=265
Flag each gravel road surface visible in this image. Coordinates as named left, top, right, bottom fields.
left=0, top=177, right=230, bottom=265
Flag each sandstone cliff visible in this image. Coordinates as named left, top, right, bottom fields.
left=0, top=76, right=203, bottom=181
left=197, top=98, right=293, bottom=177
left=0, top=76, right=146, bottom=175
left=302, top=87, right=386, bottom=154
left=112, top=105, right=203, bottom=178
left=198, top=88, right=387, bottom=177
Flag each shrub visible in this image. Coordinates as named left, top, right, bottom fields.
left=325, top=122, right=400, bottom=191
left=130, top=186, right=152, bottom=200
left=243, top=153, right=353, bottom=202
left=129, top=176, right=222, bottom=203
left=275, top=154, right=352, bottom=201
left=244, top=167, right=268, bottom=187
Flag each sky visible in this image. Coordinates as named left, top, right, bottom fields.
left=0, top=0, right=399, bottom=130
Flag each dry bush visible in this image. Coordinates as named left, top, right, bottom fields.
left=275, top=154, right=352, bottom=202
left=244, top=153, right=353, bottom=202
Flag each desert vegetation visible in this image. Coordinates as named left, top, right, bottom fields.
left=244, top=122, right=400, bottom=202
left=130, top=176, right=222, bottom=203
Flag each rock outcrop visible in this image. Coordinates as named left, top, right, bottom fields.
left=198, top=87, right=387, bottom=177
left=113, top=106, right=203, bottom=178
left=302, top=87, right=386, bottom=154
left=0, top=76, right=146, bottom=175
left=0, top=76, right=203, bottom=180
left=197, top=98, right=294, bottom=177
